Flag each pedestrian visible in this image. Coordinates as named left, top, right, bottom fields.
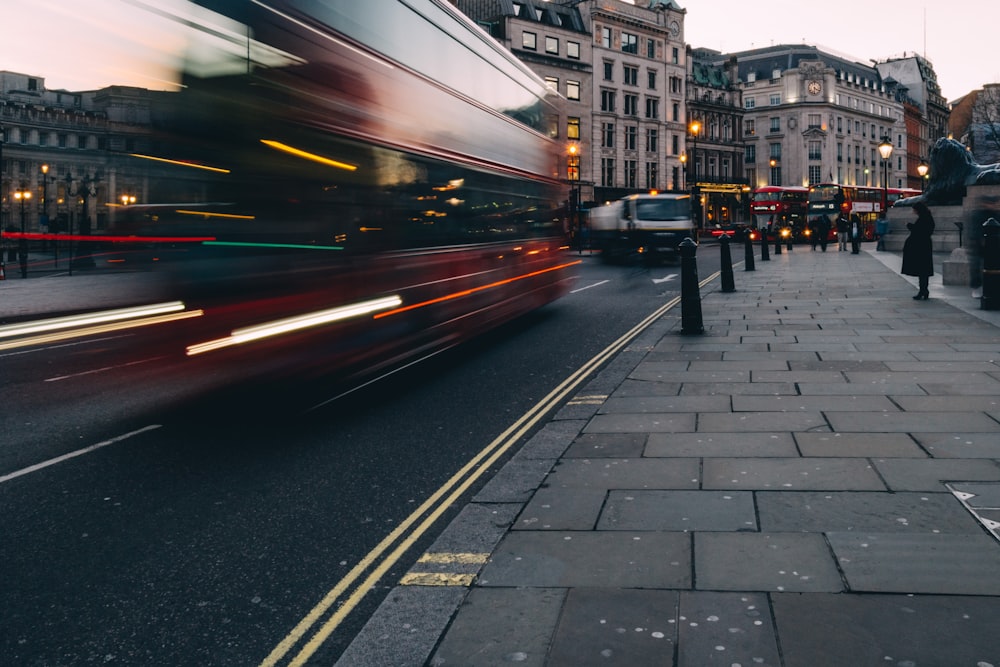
left=850, top=215, right=861, bottom=254
left=836, top=213, right=849, bottom=251
left=817, top=214, right=831, bottom=252
left=901, top=202, right=935, bottom=300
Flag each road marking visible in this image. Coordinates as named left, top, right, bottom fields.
left=570, top=279, right=609, bottom=293
left=261, top=272, right=721, bottom=666
left=0, top=425, right=162, bottom=484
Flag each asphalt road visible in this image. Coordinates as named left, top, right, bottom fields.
left=0, top=249, right=724, bottom=665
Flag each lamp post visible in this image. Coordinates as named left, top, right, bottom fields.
left=567, top=143, right=581, bottom=253
left=878, top=136, right=894, bottom=217
left=689, top=120, right=701, bottom=232
left=14, top=183, right=32, bottom=278
left=917, top=159, right=929, bottom=192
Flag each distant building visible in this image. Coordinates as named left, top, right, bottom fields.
left=702, top=45, right=909, bottom=193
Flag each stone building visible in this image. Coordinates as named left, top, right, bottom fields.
left=703, top=45, right=909, bottom=194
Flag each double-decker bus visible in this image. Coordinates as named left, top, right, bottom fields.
left=2, top=0, right=577, bottom=391
left=807, top=184, right=920, bottom=240
left=749, top=186, right=809, bottom=240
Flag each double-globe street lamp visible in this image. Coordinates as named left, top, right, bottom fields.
left=13, top=183, right=32, bottom=278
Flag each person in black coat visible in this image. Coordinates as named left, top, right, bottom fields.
left=901, top=202, right=935, bottom=299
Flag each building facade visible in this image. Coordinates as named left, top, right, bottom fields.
left=707, top=45, right=908, bottom=196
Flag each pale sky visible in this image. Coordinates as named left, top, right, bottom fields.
left=3, top=0, right=997, bottom=102
left=681, top=0, right=998, bottom=102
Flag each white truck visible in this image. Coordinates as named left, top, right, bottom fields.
left=587, top=193, right=696, bottom=263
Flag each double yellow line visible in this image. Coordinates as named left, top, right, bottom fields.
left=262, top=272, right=719, bottom=666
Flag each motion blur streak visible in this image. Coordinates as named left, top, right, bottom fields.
left=259, top=140, right=358, bottom=171
left=0, top=310, right=204, bottom=352
left=373, top=259, right=581, bottom=319
left=185, top=295, right=403, bottom=356
left=0, top=302, right=188, bottom=339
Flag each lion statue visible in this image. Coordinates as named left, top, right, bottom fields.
left=897, top=137, right=1000, bottom=206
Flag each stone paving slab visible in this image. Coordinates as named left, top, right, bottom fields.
left=702, top=458, right=885, bottom=490
left=794, top=432, right=927, bottom=457
left=872, top=458, right=1000, bottom=491
left=828, top=532, right=1000, bottom=594
left=429, top=587, right=565, bottom=667
left=825, top=410, right=1000, bottom=433
left=545, top=457, right=700, bottom=490
left=676, top=591, right=780, bottom=667
left=598, top=490, right=757, bottom=531
left=694, top=532, right=844, bottom=592
left=772, top=593, right=1000, bottom=667
left=645, top=432, right=798, bottom=458
left=546, top=588, right=678, bottom=665
left=756, top=491, right=981, bottom=533
left=478, top=531, right=691, bottom=588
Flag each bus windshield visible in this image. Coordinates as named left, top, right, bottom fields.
left=635, top=197, right=690, bottom=221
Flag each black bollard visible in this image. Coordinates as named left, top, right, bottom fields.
left=981, top=218, right=1000, bottom=311
left=678, top=237, right=704, bottom=334
left=744, top=230, right=756, bottom=271
left=760, top=228, right=770, bottom=261
left=720, top=233, right=735, bottom=292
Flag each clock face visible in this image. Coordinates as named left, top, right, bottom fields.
left=808, top=80, right=822, bottom=95
left=669, top=21, right=680, bottom=37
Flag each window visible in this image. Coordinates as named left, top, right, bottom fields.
left=744, top=144, right=756, bottom=163
left=601, top=157, right=616, bottom=187
left=567, top=41, right=580, bottom=59
left=545, top=36, right=558, bottom=54
left=647, top=70, right=657, bottom=89
left=601, top=90, right=616, bottom=112
left=603, top=61, right=613, bottom=81
left=645, top=128, right=658, bottom=153
left=646, top=162, right=658, bottom=189
left=602, top=122, right=615, bottom=148
left=625, top=125, right=637, bottom=150
left=808, top=141, right=822, bottom=160
left=566, top=80, right=580, bottom=101
left=567, top=117, right=580, bottom=140
left=601, top=27, right=612, bottom=48
left=770, top=117, right=780, bottom=133
left=566, top=116, right=580, bottom=139
left=769, top=94, right=781, bottom=105
left=645, top=97, right=659, bottom=119
left=522, top=31, right=536, bottom=50
left=623, top=64, right=638, bottom=86
left=625, top=160, right=637, bottom=188
left=622, top=32, right=638, bottom=53
left=647, top=38, right=656, bottom=59
left=745, top=97, right=756, bottom=109
left=744, top=119, right=755, bottom=136
left=624, top=94, right=638, bottom=116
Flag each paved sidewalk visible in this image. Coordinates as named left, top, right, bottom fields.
left=338, top=248, right=1000, bottom=666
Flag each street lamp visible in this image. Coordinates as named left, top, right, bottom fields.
left=878, top=136, right=894, bottom=216
left=917, top=159, right=929, bottom=192
left=689, top=120, right=701, bottom=231
left=567, top=143, right=581, bottom=253
left=14, top=183, right=32, bottom=278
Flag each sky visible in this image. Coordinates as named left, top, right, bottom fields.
left=2, top=0, right=997, bottom=102
left=680, top=0, right=998, bottom=102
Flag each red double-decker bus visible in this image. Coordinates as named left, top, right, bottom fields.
left=749, top=186, right=809, bottom=239
left=807, top=183, right=919, bottom=240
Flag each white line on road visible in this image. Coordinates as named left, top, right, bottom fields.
left=570, top=280, right=609, bottom=293
left=0, top=425, right=162, bottom=484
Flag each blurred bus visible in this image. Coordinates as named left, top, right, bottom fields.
left=807, top=184, right=919, bottom=240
